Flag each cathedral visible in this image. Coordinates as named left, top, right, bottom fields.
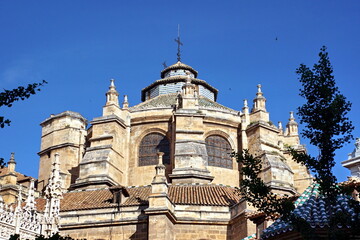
left=1, top=60, right=313, bottom=240
left=36, top=60, right=312, bottom=240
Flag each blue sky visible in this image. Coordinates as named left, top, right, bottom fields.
left=1, top=1, right=360, bottom=182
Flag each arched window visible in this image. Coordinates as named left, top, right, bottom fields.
left=205, top=135, right=232, bottom=169
left=139, top=133, right=170, bottom=166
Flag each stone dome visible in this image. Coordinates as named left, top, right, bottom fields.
left=160, top=61, right=198, bottom=78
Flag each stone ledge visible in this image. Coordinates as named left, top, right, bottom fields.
left=40, top=111, right=87, bottom=126
left=38, top=143, right=80, bottom=156
left=176, top=130, right=204, bottom=134
left=91, top=114, right=128, bottom=128
left=342, top=156, right=360, bottom=167
left=89, top=135, right=113, bottom=142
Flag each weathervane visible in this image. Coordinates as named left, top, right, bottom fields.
left=174, top=24, right=183, bottom=62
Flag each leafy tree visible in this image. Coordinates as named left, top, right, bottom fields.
left=9, top=234, right=20, bottom=240
left=0, top=80, right=47, bottom=128
left=234, top=47, right=359, bottom=239
left=290, top=46, right=354, bottom=197
left=35, top=233, right=78, bottom=240
left=233, top=150, right=294, bottom=219
left=0, top=80, right=47, bottom=166
left=9, top=233, right=80, bottom=240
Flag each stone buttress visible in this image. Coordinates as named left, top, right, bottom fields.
left=72, top=79, right=131, bottom=189
left=169, top=74, right=214, bottom=183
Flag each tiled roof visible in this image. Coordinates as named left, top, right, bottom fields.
left=169, top=184, right=241, bottom=206
left=58, top=184, right=242, bottom=212
left=160, top=61, right=198, bottom=78
left=131, top=93, right=238, bottom=114
left=130, top=93, right=177, bottom=110
left=261, top=183, right=360, bottom=239
left=60, top=186, right=151, bottom=212
left=241, top=233, right=256, bottom=240
left=0, top=167, right=34, bottom=182
left=341, top=176, right=360, bottom=186
left=35, top=198, right=46, bottom=212
left=141, top=76, right=218, bottom=97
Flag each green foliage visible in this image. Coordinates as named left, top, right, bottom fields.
left=9, top=233, right=80, bottom=240
left=234, top=47, right=359, bottom=239
left=9, top=234, right=20, bottom=240
left=35, top=233, right=79, bottom=240
left=0, top=80, right=47, bottom=167
left=233, top=150, right=294, bottom=220
left=0, top=80, right=47, bottom=128
left=293, top=46, right=354, bottom=198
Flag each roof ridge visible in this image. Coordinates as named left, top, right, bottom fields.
left=126, top=185, right=151, bottom=189
left=169, top=182, right=238, bottom=188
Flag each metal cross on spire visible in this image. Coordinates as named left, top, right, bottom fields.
left=174, top=24, right=183, bottom=62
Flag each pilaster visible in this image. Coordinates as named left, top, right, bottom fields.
left=146, top=153, right=175, bottom=240
left=170, top=74, right=213, bottom=183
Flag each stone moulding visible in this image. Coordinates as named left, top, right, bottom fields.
left=37, top=143, right=79, bottom=156
left=90, top=114, right=129, bottom=128
left=40, top=111, right=87, bottom=127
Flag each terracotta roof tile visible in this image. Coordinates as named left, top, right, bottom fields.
left=60, top=186, right=151, bottom=212
left=168, top=184, right=241, bottom=206
left=35, top=198, right=46, bottom=212
left=61, top=189, right=113, bottom=211
left=0, top=167, right=34, bottom=182
left=131, top=94, right=237, bottom=114
left=125, top=186, right=151, bottom=206
left=59, top=184, right=242, bottom=212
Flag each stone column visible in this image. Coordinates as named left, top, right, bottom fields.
left=146, top=153, right=175, bottom=240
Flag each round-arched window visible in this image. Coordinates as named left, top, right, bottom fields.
left=138, top=133, right=170, bottom=166
left=205, top=135, right=232, bottom=169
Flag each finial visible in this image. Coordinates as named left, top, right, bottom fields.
left=174, top=24, right=183, bottom=62
left=122, top=95, right=129, bottom=109
left=257, top=84, right=262, bottom=93
left=54, top=152, right=60, bottom=165
left=242, top=99, right=249, bottom=114
left=106, top=78, right=119, bottom=106
left=110, top=78, right=115, bottom=88
left=185, top=71, right=192, bottom=84
left=157, top=152, right=165, bottom=165
left=356, top=138, right=360, bottom=150
left=8, top=152, right=16, bottom=172
left=16, top=185, right=22, bottom=210
left=0, top=194, right=4, bottom=210
left=9, top=152, right=15, bottom=163
left=25, top=179, right=36, bottom=211
left=289, top=111, right=295, bottom=121
left=278, top=121, right=283, bottom=130
left=162, top=61, right=167, bottom=69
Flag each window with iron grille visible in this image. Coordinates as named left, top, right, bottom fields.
left=138, top=133, right=170, bottom=166
left=205, top=135, right=232, bottom=169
